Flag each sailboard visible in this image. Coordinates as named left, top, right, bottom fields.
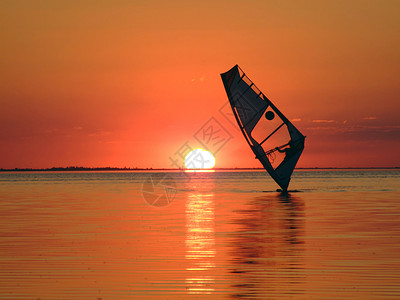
left=221, top=65, right=305, bottom=192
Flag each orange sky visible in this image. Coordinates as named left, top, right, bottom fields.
left=1, top=1, right=399, bottom=168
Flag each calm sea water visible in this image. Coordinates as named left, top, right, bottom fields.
left=0, top=170, right=399, bottom=299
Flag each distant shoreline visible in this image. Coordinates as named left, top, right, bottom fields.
left=0, top=166, right=399, bottom=172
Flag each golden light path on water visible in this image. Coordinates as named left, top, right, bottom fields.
left=185, top=192, right=216, bottom=294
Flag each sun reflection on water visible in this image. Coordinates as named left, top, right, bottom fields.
left=185, top=192, right=216, bottom=294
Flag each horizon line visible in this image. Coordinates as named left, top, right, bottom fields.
left=0, top=166, right=399, bottom=172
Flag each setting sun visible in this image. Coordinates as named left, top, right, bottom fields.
left=184, top=149, right=215, bottom=169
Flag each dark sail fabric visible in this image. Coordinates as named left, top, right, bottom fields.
left=221, top=65, right=305, bottom=191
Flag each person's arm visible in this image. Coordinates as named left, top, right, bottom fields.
left=276, top=147, right=285, bottom=153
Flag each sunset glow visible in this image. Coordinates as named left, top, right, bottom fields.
left=0, top=1, right=399, bottom=169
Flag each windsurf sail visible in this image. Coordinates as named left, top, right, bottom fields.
left=221, top=65, right=305, bottom=191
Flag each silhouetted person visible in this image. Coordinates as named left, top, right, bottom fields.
left=276, top=139, right=304, bottom=160
left=276, top=141, right=294, bottom=158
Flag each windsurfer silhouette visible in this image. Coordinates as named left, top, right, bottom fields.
left=221, top=65, right=306, bottom=192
